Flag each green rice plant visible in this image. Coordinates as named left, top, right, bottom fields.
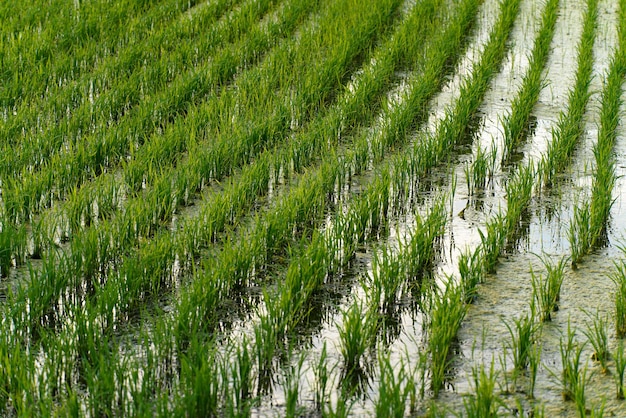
left=283, top=352, right=306, bottom=418
left=177, top=341, right=222, bottom=417
left=426, top=281, right=467, bottom=396
left=504, top=162, right=534, bottom=243
left=528, top=341, right=542, bottom=399
left=375, top=352, right=415, bottom=418
left=531, top=255, right=566, bottom=322
left=0, top=223, right=14, bottom=278
left=232, top=336, right=254, bottom=411
left=459, top=247, right=483, bottom=304
left=400, top=198, right=447, bottom=283
left=338, top=301, right=376, bottom=373
left=313, top=342, right=331, bottom=411
left=254, top=318, right=278, bottom=396
left=569, top=201, right=592, bottom=269
left=477, top=215, right=506, bottom=274
left=611, top=258, right=626, bottom=337
left=614, top=339, right=626, bottom=399
left=503, top=313, right=540, bottom=370
left=555, top=322, right=589, bottom=403
left=465, top=145, right=494, bottom=195
left=462, top=360, right=504, bottom=417
left=582, top=310, right=610, bottom=373
left=368, top=247, right=404, bottom=314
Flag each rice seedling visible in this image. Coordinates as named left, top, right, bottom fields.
left=611, top=257, right=626, bottom=337
left=459, top=247, right=483, bottom=304
left=555, top=321, right=589, bottom=403
left=462, top=360, right=504, bottom=417
left=477, top=215, right=506, bottom=274
left=465, top=145, right=495, bottom=195
left=313, top=342, right=331, bottom=412
left=530, top=255, right=566, bottom=322
left=615, top=339, right=626, bottom=399
left=375, top=352, right=415, bottom=417
left=426, top=281, right=467, bottom=396
left=503, top=313, right=540, bottom=371
left=528, top=340, right=542, bottom=399
left=283, top=352, right=306, bottom=418
left=582, top=310, right=610, bottom=373
left=338, top=301, right=376, bottom=374
left=569, top=201, right=592, bottom=269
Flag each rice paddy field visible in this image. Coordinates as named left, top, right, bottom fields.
left=4, top=0, right=626, bottom=416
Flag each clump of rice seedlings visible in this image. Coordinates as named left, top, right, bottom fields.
left=462, top=360, right=503, bottom=418
left=400, top=198, right=447, bottom=283
left=582, top=310, right=610, bottom=373
left=313, top=342, right=332, bottom=412
left=477, top=215, right=506, bottom=274
left=254, top=314, right=279, bottom=395
left=459, top=247, right=483, bottom=304
left=569, top=201, right=592, bottom=269
left=504, top=162, right=534, bottom=243
left=528, top=341, right=542, bottom=399
left=338, top=301, right=376, bottom=374
left=464, top=145, right=495, bottom=196
left=503, top=313, right=540, bottom=371
left=556, top=322, right=589, bottom=403
left=531, top=255, right=566, bottom=322
left=283, top=352, right=306, bottom=418
left=369, top=246, right=405, bottom=314
left=426, top=281, right=467, bottom=396
left=614, top=339, right=626, bottom=399
left=231, top=336, right=254, bottom=412
left=375, top=352, right=415, bottom=417
left=611, top=258, right=626, bottom=337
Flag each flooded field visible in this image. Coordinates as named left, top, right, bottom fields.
left=1, top=0, right=626, bottom=416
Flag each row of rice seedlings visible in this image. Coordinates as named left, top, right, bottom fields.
left=540, top=0, right=598, bottom=187
left=1, top=2, right=285, bottom=224
left=0, top=0, right=206, bottom=112
left=0, top=0, right=254, bottom=176
left=460, top=163, right=535, bottom=294
left=14, top=0, right=419, bottom=340
left=568, top=0, right=626, bottom=267
left=500, top=0, right=559, bottom=164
